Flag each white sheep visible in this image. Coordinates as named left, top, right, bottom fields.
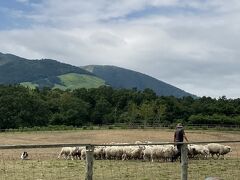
left=94, top=146, right=106, bottom=160
left=134, top=141, right=143, bottom=144
left=143, top=146, right=154, bottom=161
left=161, top=145, right=178, bottom=162
left=105, top=146, right=124, bottom=160
left=122, top=146, right=134, bottom=160
left=74, top=146, right=85, bottom=160
left=131, top=146, right=145, bottom=160
left=58, top=147, right=80, bottom=160
left=121, top=146, right=144, bottom=160
left=81, top=148, right=87, bottom=160
left=188, top=144, right=209, bottom=159
left=143, top=145, right=178, bottom=162
left=206, top=143, right=231, bottom=159
left=149, top=145, right=164, bottom=162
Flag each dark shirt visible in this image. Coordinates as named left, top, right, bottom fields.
left=174, top=127, right=184, bottom=142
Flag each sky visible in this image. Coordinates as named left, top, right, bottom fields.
left=0, top=0, right=240, bottom=99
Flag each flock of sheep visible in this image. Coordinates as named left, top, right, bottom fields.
left=58, top=142, right=232, bottom=162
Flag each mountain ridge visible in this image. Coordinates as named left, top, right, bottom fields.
left=0, top=52, right=195, bottom=97
left=82, top=65, right=194, bottom=97
left=0, top=52, right=97, bottom=88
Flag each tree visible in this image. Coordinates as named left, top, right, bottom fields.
left=127, top=101, right=141, bottom=124
left=50, top=92, right=90, bottom=126
left=91, top=97, right=112, bottom=125
left=139, top=101, right=155, bottom=126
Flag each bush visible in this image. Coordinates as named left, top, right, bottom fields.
left=108, top=125, right=114, bottom=129
left=120, top=125, right=127, bottom=129
left=169, top=124, right=175, bottom=129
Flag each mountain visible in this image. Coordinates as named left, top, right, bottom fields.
left=0, top=52, right=106, bottom=89
left=0, top=52, right=195, bottom=97
left=82, top=65, right=195, bottom=98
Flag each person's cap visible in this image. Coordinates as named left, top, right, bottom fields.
left=176, top=123, right=183, bottom=127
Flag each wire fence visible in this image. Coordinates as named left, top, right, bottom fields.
left=0, top=141, right=239, bottom=180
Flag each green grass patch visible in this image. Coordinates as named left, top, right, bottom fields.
left=54, top=73, right=106, bottom=90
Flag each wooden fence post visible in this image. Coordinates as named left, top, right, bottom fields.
left=85, top=145, right=94, bottom=180
left=181, top=143, right=188, bottom=180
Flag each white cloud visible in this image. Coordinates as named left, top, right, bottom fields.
left=1, top=0, right=240, bottom=98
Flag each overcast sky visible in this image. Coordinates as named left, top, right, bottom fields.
left=0, top=0, right=240, bottom=99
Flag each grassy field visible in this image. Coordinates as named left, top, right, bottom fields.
left=0, top=129, right=239, bottom=180
left=54, top=73, right=106, bottom=90
left=0, top=159, right=239, bottom=180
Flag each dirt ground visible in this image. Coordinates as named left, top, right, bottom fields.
left=0, top=129, right=239, bottom=144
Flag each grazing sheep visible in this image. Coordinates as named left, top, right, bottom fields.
left=144, top=141, right=153, bottom=144
left=58, top=147, right=80, bottom=160
left=150, top=145, right=165, bottom=162
left=121, top=146, right=134, bottom=160
left=187, top=144, right=197, bottom=158
left=105, top=146, right=124, bottom=160
left=206, top=143, right=231, bottom=159
left=146, top=145, right=178, bottom=162
left=143, top=146, right=154, bottom=161
left=161, top=145, right=178, bottom=162
left=81, top=146, right=106, bottom=160
left=121, top=146, right=144, bottom=160
left=74, top=146, right=85, bottom=160
left=188, top=144, right=209, bottom=159
left=94, top=146, right=105, bottom=160
left=131, top=146, right=145, bottom=160
left=80, top=148, right=87, bottom=160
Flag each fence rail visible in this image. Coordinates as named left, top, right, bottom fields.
left=0, top=141, right=239, bottom=180
left=0, top=140, right=240, bottom=149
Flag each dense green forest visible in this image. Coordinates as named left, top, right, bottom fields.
left=0, top=85, right=240, bottom=129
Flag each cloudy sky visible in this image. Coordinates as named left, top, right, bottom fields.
left=0, top=0, right=240, bottom=99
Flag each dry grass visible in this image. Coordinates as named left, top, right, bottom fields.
left=0, top=158, right=239, bottom=180
left=0, top=129, right=239, bottom=144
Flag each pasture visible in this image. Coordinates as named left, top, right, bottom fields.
left=0, top=129, right=239, bottom=179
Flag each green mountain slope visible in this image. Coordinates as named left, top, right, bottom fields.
left=83, top=65, right=195, bottom=97
left=20, top=73, right=105, bottom=90
left=0, top=52, right=105, bottom=89
left=54, top=73, right=106, bottom=90
left=0, top=52, right=93, bottom=84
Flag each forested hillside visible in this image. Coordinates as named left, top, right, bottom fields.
left=83, top=65, right=195, bottom=98
left=0, top=52, right=102, bottom=89
left=0, top=85, right=239, bottom=130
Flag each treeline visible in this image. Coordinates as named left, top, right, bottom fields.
left=0, top=85, right=240, bottom=129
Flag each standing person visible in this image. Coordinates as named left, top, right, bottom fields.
left=172, top=123, right=188, bottom=162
